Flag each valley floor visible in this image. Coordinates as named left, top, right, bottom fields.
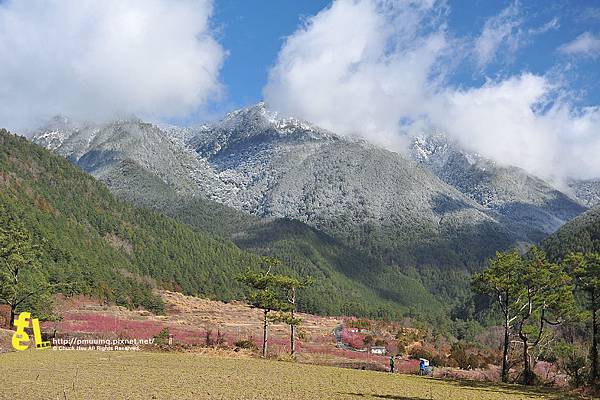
left=0, top=350, right=583, bottom=400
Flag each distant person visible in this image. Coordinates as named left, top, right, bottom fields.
left=389, top=355, right=395, bottom=373
left=419, top=359, right=426, bottom=376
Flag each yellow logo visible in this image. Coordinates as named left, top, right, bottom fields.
left=12, top=312, right=51, bottom=351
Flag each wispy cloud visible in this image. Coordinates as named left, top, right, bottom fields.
left=528, top=17, right=560, bottom=35
left=473, top=1, right=522, bottom=69
left=0, top=0, right=225, bottom=131
left=579, top=7, right=600, bottom=22
left=559, top=32, right=600, bottom=58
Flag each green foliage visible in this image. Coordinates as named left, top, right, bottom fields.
left=472, top=249, right=525, bottom=325
left=542, top=207, right=600, bottom=262
left=234, top=338, right=257, bottom=351
left=237, top=259, right=295, bottom=313
left=153, top=327, right=171, bottom=346
left=0, top=206, right=54, bottom=321
left=544, top=341, right=588, bottom=387
left=563, top=252, right=600, bottom=384
left=0, top=129, right=269, bottom=313
left=474, top=247, right=576, bottom=384
left=347, top=319, right=372, bottom=330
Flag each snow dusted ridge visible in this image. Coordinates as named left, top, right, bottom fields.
left=32, top=102, right=589, bottom=256
left=568, top=179, right=600, bottom=208
left=409, top=133, right=587, bottom=237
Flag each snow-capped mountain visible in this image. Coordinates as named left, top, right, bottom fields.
left=410, top=133, right=587, bottom=240
left=568, top=179, right=600, bottom=208
left=32, top=103, right=587, bottom=272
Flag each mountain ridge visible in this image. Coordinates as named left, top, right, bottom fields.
left=30, top=103, right=591, bottom=312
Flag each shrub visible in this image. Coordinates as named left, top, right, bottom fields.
left=153, top=327, right=170, bottom=345
left=234, top=339, right=257, bottom=351
left=346, top=319, right=371, bottom=330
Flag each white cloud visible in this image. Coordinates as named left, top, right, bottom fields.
left=427, top=74, right=600, bottom=180
left=559, top=32, right=600, bottom=58
left=0, top=0, right=225, bottom=131
left=264, top=0, right=450, bottom=149
left=473, top=2, right=522, bottom=69
left=528, top=17, right=559, bottom=35
left=264, top=0, right=600, bottom=181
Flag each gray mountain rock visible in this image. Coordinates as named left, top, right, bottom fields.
left=410, top=133, right=587, bottom=241
left=568, top=179, right=600, bottom=208
left=32, top=104, right=584, bottom=273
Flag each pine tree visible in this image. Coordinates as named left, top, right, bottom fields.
left=563, top=252, right=600, bottom=384
left=238, top=257, right=292, bottom=357
left=474, top=247, right=575, bottom=385
left=514, top=247, right=574, bottom=385
left=472, top=250, right=524, bottom=383
left=0, top=208, right=51, bottom=325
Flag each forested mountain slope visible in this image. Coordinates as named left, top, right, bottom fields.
left=2, top=130, right=440, bottom=318
left=541, top=207, right=600, bottom=262
left=34, top=105, right=528, bottom=274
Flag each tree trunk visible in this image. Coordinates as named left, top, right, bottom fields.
left=9, top=304, right=16, bottom=328
left=262, top=309, right=269, bottom=358
left=289, top=287, right=297, bottom=356
left=591, top=304, right=598, bottom=384
left=290, top=309, right=295, bottom=356
left=523, top=340, right=534, bottom=385
left=501, top=314, right=510, bottom=383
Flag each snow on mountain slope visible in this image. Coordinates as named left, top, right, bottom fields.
left=410, top=133, right=587, bottom=240
left=31, top=103, right=585, bottom=271
left=568, top=179, right=600, bottom=208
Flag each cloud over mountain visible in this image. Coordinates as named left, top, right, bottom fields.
left=264, top=0, right=600, bottom=182
left=0, top=0, right=225, bottom=131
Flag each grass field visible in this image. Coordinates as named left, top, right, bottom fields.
left=0, top=350, right=584, bottom=400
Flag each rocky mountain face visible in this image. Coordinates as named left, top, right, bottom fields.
left=32, top=104, right=589, bottom=300
left=34, top=105, right=523, bottom=270
left=409, top=134, right=587, bottom=242
left=568, top=179, right=600, bottom=208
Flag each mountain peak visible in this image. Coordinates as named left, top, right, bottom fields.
left=216, top=102, right=335, bottom=141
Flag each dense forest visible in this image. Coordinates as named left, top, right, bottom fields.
left=541, top=207, right=600, bottom=261
left=0, top=130, right=270, bottom=313
left=0, top=130, right=442, bottom=319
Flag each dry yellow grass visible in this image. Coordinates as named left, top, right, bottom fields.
left=0, top=350, right=584, bottom=400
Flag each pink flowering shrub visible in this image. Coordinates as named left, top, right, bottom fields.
left=340, top=328, right=366, bottom=349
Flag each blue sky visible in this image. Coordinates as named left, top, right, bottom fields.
left=211, top=1, right=330, bottom=111
left=211, top=0, right=599, bottom=113
left=0, top=0, right=599, bottom=180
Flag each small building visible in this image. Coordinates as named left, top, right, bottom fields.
left=370, top=346, right=386, bottom=355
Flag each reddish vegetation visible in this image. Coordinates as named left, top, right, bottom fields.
left=339, top=328, right=366, bottom=349
left=32, top=292, right=501, bottom=378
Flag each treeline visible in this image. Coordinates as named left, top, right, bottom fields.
left=0, top=129, right=445, bottom=321
left=474, top=247, right=600, bottom=387
left=106, top=158, right=447, bottom=320
left=0, top=129, right=264, bottom=315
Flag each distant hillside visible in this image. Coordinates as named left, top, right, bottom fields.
left=2, top=130, right=440, bottom=318
left=0, top=129, right=263, bottom=312
left=541, top=207, right=600, bottom=262
left=101, top=158, right=443, bottom=317
left=34, top=106, right=528, bottom=273
left=410, top=134, right=586, bottom=241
